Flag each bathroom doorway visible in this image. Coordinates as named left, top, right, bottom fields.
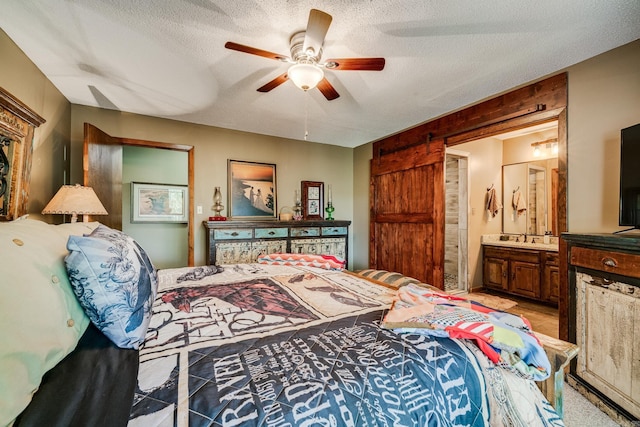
left=444, top=149, right=469, bottom=293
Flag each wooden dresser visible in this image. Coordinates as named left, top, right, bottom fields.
left=564, top=233, right=640, bottom=423
left=203, top=220, right=351, bottom=267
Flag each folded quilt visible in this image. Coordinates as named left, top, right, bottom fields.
left=382, top=283, right=550, bottom=381
left=257, top=253, right=346, bottom=270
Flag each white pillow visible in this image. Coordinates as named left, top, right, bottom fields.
left=0, top=219, right=95, bottom=425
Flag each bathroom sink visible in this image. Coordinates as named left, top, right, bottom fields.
left=481, top=235, right=559, bottom=251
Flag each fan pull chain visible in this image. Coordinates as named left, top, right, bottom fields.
left=304, top=91, right=309, bottom=141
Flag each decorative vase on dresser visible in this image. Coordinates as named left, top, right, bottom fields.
left=203, top=220, right=351, bottom=267
left=564, top=232, right=640, bottom=425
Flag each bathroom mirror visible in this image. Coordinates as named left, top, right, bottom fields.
left=502, top=159, right=556, bottom=236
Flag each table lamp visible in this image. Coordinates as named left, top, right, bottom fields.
left=42, top=184, right=108, bottom=222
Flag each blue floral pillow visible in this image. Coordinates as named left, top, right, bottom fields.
left=65, top=225, right=158, bottom=349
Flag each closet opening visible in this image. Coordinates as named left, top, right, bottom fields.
left=444, top=149, right=469, bottom=294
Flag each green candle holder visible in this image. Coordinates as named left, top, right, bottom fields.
left=325, top=202, right=335, bottom=220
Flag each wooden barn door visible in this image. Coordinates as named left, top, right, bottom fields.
left=370, top=137, right=445, bottom=288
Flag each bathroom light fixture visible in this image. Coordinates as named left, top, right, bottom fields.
left=288, top=63, right=324, bottom=91
left=533, top=145, right=541, bottom=157
left=531, top=137, right=558, bottom=157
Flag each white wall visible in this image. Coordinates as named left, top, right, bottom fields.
left=463, top=137, right=504, bottom=288
left=567, top=40, right=640, bottom=233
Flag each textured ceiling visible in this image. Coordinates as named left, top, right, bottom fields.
left=1, top=1, right=639, bottom=148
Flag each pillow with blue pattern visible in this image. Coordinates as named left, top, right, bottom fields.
left=65, top=224, right=158, bottom=349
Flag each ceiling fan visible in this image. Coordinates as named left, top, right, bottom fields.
left=225, top=9, right=385, bottom=101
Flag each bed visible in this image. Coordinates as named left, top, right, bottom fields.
left=1, top=220, right=566, bottom=426
left=127, top=262, right=562, bottom=427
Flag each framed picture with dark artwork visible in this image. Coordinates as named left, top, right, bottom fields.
left=131, top=182, right=189, bottom=223
left=301, top=180, right=324, bottom=220
left=228, top=160, right=277, bottom=220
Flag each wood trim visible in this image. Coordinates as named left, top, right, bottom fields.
left=0, top=87, right=45, bottom=128
left=373, top=73, right=567, bottom=156
left=372, top=139, right=444, bottom=175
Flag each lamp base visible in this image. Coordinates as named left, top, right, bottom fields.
left=208, top=216, right=227, bottom=221
left=325, top=203, right=335, bottom=221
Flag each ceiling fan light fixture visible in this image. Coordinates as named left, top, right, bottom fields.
left=288, top=63, right=324, bottom=91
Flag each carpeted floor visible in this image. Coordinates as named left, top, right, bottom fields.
left=464, top=293, right=623, bottom=425
left=564, top=384, right=622, bottom=426
left=455, top=291, right=625, bottom=425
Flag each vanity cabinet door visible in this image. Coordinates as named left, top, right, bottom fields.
left=484, top=256, right=508, bottom=291
left=543, top=265, right=559, bottom=303
left=542, top=252, right=559, bottom=303
left=510, top=260, right=541, bottom=298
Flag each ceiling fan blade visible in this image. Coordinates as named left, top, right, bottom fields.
left=257, top=72, right=289, bottom=92
left=317, top=78, right=340, bottom=101
left=303, top=9, right=332, bottom=57
left=225, top=41, right=289, bottom=61
left=325, top=58, right=386, bottom=71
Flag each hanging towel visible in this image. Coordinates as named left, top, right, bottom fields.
left=486, top=187, right=502, bottom=218
left=512, top=190, right=527, bottom=216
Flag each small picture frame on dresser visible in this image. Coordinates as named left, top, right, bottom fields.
left=301, top=181, right=324, bottom=220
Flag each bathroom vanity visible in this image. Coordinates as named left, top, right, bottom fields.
left=482, top=235, right=559, bottom=304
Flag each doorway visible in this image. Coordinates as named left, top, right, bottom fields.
left=84, top=123, right=195, bottom=265
left=122, top=145, right=189, bottom=268
left=444, top=149, right=469, bottom=293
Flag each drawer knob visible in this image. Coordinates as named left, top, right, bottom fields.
left=602, top=257, right=617, bottom=268
left=231, top=232, right=239, bottom=237
left=268, top=231, right=275, bottom=235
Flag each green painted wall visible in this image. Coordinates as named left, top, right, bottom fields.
left=122, top=146, right=188, bottom=268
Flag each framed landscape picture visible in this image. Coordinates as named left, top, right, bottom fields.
left=301, top=180, right=324, bottom=220
left=131, top=182, right=189, bottom=223
left=228, top=160, right=277, bottom=220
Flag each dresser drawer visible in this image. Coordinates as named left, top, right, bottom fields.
left=213, top=229, right=253, bottom=240
left=484, top=245, right=540, bottom=264
left=290, top=227, right=320, bottom=237
left=255, top=228, right=288, bottom=239
left=322, top=226, right=348, bottom=236
left=571, top=246, right=640, bottom=279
